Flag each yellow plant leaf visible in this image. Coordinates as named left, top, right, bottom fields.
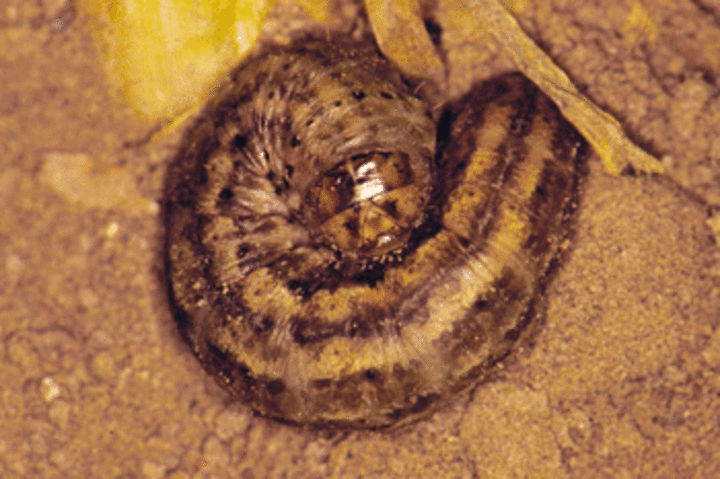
left=366, top=0, right=445, bottom=87
left=80, top=0, right=271, bottom=122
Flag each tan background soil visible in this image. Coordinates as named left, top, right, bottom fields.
left=2, top=0, right=720, bottom=477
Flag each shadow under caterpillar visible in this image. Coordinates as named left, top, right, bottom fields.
left=163, top=37, right=588, bottom=429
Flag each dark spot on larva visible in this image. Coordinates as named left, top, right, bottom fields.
left=383, top=200, right=398, bottom=218
left=306, top=118, right=314, bottom=127
left=218, top=188, right=234, bottom=201
left=291, top=318, right=338, bottom=345
left=334, top=100, right=342, bottom=107
left=346, top=321, right=359, bottom=338
left=352, top=263, right=387, bottom=287
left=343, top=218, right=358, bottom=233
left=473, top=298, right=489, bottom=311
left=290, top=135, right=300, bottom=148
left=287, top=279, right=302, bottom=294
left=267, top=90, right=275, bottom=100
left=524, top=233, right=541, bottom=253
left=266, top=170, right=276, bottom=181
left=365, top=369, right=381, bottom=381
left=509, top=113, right=531, bottom=136
left=282, top=62, right=291, bottom=70
left=250, top=313, right=275, bottom=334
left=171, top=303, right=191, bottom=332
left=380, top=91, right=394, bottom=100
left=237, top=245, right=249, bottom=259
left=266, top=379, right=286, bottom=395
left=236, top=362, right=256, bottom=386
left=312, top=378, right=332, bottom=390
left=232, top=134, right=248, bottom=150
left=535, top=184, right=546, bottom=198
left=352, top=90, right=366, bottom=100
left=285, top=164, right=294, bottom=177
left=424, top=18, right=442, bottom=46
left=504, top=327, right=522, bottom=342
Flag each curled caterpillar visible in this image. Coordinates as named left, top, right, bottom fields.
left=163, top=37, right=587, bottom=428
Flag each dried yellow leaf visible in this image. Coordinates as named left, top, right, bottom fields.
left=80, top=0, right=271, bottom=122
left=366, top=0, right=445, bottom=86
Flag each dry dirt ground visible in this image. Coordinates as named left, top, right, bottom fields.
left=2, top=0, right=720, bottom=477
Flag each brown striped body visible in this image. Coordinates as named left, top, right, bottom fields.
left=163, top=38, right=587, bottom=428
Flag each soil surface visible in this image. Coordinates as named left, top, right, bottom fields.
left=2, top=0, right=720, bottom=477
